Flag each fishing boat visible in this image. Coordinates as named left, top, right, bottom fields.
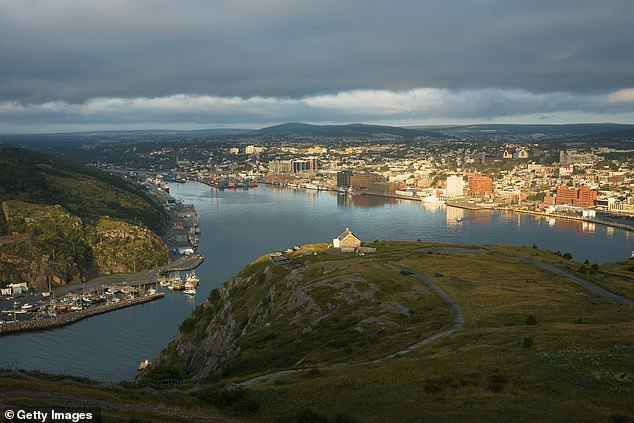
left=170, top=282, right=185, bottom=291
left=138, top=359, right=151, bottom=371
left=420, top=195, right=445, bottom=205
left=185, top=272, right=199, bottom=288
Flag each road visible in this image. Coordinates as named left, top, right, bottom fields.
left=377, top=264, right=464, bottom=361
left=520, top=258, right=634, bottom=306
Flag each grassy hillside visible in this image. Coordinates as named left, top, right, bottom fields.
left=144, top=241, right=634, bottom=422
left=0, top=145, right=168, bottom=288
left=0, top=145, right=165, bottom=232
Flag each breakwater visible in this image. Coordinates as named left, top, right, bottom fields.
left=0, top=293, right=164, bottom=336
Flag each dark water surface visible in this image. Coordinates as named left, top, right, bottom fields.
left=1, top=182, right=631, bottom=381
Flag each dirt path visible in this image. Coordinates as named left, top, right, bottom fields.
left=520, top=258, right=634, bottom=305
left=240, top=263, right=464, bottom=386
left=377, top=264, right=464, bottom=361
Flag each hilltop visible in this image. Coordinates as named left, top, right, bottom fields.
left=2, top=241, right=633, bottom=422
left=144, top=241, right=634, bottom=422
left=0, top=145, right=168, bottom=289
left=251, top=123, right=442, bottom=139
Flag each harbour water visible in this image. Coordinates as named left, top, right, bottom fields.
left=1, top=181, right=632, bottom=381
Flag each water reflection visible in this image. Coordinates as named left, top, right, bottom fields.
left=582, top=221, right=596, bottom=233
left=336, top=193, right=400, bottom=208
left=446, top=206, right=465, bottom=227
left=0, top=182, right=631, bottom=383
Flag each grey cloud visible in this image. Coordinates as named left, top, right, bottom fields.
left=1, top=0, right=634, bottom=105
left=2, top=88, right=634, bottom=133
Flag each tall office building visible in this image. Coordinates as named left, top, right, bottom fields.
left=446, top=175, right=464, bottom=197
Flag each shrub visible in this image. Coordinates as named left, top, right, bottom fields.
left=197, top=386, right=260, bottom=415
left=532, top=244, right=538, bottom=249
left=591, top=263, right=600, bottom=271
left=303, top=368, right=321, bottom=378
left=423, top=376, right=452, bottom=393
left=584, top=259, right=590, bottom=265
left=522, top=337, right=534, bottom=349
left=293, top=409, right=330, bottom=423
left=332, top=413, right=360, bottom=423
left=562, top=252, right=573, bottom=260
left=487, top=374, right=508, bottom=392
left=179, top=317, right=195, bottom=334
left=574, top=318, right=584, bottom=324
left=578, top=266, right=589, bottom=274
left=526, top=315, right=537, bottom=325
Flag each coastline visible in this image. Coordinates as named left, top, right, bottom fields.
left=258, top=180, right=634, bottom=233
left=0, top=293, right=165, bottom=336
left=1, top=190, right=204, bottom=334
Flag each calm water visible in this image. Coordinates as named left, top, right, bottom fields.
left=1, top=182, right=632, bottom=381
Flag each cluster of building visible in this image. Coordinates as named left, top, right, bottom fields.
left=95, top=138, right=634, bottom=220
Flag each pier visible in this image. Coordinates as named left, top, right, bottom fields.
left=0, top=293, right=164, bottom=336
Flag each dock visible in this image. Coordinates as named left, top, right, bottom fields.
left=0, top=293, right=164, bottom=336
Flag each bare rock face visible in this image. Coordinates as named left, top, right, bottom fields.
left=149, top=249, right=439, bottom=381
left=178, top=298, right=241, bottom=379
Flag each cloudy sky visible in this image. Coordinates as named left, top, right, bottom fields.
left=1, top=0, right=633, bottom=133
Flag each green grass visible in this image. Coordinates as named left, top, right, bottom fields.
left=8, top=240, right=634, bottom=422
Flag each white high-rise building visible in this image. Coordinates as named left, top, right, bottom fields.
left=446, top=175, right=464, bottom=198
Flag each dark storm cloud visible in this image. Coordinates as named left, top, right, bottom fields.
left=1, top=0, right=633, bottom=131
left=1, top=0, right=633, bottom=103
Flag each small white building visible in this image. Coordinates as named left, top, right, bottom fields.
left=7, top=283, right=28, bottom=295
left=333, top=228, right=362, bottom=252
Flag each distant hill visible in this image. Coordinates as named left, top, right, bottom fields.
left=0, top=146, right=168, bottom=289
left=408, top=123, right=634, bottom=139
left=252, top=123, right=442, bottom=139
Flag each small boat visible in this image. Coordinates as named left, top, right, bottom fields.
left=185, top=272, right=199, bottom=284
left=456, top=217, right=464, bottom=222
left=421, top=195, right=445, bottom=205
left=170, top=282, right=185, bottom=291
left=183, top=289, right=196, bottom=295
left=138, top=359, right=151, bottom=371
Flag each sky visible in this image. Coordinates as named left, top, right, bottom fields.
left=1, top=0, right=633, bottom=133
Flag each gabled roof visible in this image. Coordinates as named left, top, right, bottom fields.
left=337, top=227, right=359, bottom=241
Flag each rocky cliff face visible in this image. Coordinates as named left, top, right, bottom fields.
left=0, top=200, right=168, bottom=289
left=147, top=244, right=451, bottom=381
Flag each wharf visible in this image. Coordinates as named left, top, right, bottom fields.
left=53, top=255, right=205, bottom=297
left=509, top=209, right=634, bottom=232
left=0, top=293, right=164, bottom=336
